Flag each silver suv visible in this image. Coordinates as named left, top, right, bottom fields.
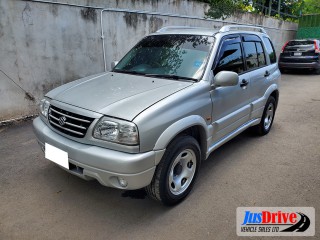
left=33, top=25, right=280, bottom=205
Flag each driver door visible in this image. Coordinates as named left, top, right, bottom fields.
left=210, top=35, right=252, bottom=143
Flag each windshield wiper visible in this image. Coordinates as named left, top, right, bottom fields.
left=145, top=74, right=197, bottom=82
left=113, top=69, right=145, bottom=75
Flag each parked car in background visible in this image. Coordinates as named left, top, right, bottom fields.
left=279, top=39, right=320, bottom=73
left=33, top=25, right=280, bottom=205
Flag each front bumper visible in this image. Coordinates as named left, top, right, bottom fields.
left=33, top=117, right=163, bottom=190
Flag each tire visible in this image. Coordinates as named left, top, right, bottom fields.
left=252, top=96, right=276, bottom=136
left=145, top=135, right=201, bottom=206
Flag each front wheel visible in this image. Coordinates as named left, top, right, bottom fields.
left=145, top=135, right=200, bottom=206
left=252, top=96, right=276, bottom=136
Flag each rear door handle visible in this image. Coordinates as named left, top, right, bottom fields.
left=240, top=79, right=249, bottom=88
left=264, top=71, right=270, bottom=77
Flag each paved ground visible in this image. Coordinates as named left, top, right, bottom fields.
left=0, top=72, right=319, bottom=240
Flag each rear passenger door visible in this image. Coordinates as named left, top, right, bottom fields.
left=250, top=36, right=278, bottom=119
left=241, top=35, right=270, bottom=109
left=210, top=35, right=252, bottom=143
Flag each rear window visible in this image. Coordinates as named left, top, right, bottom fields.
left=287, top=40, right=314, bottom=46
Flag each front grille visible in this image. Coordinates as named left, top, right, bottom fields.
left=48, top=105, right=94, bottom=138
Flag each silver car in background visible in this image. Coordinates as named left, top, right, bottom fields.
left=33, top=25, right=280, bottom=205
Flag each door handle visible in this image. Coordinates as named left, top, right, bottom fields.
left=264, top=71, right=270, bottom=77
left=240, top=79, right=249, bottom=88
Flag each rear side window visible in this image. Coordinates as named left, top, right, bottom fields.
left=243, top=42, right=258, bottom=70
left=256, top=42, right=266, bottom=66
left=243, top=41, right=266, bottom=71
left=263, top=37, right=277, bottom=64
left=214, top=38, right=244, bottom=75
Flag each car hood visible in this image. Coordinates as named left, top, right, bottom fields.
left=46, top=72, right=193, bottom=121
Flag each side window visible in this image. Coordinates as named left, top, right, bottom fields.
left=256, top=42, right=266, bottom=66
left=242, top=40, right=266, bottom=71
left=214, top=40, right=244, bottom=75
left=243, top=42, right=258, bottom=70
left=263, top=37, right=277, bottom=64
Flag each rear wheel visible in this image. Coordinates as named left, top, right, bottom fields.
left=145, top=135, right=200, bottom=206
left=252, top=96, right=276, bottom=136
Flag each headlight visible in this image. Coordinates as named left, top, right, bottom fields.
left=93, top=117, right=139, bottom=145
left=39, top=99, right=50, bottom=117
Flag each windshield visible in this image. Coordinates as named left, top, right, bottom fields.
left=113, top=34, right=214, bottom=80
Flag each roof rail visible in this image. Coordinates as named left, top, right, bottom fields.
left=156, top=26, right=198, bottom=33
left=219, top=25, right=267, bottom=34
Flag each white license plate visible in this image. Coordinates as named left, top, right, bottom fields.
left=45, top=143, right=69, bottom=169
left=294, top=52, right=302, bottom=56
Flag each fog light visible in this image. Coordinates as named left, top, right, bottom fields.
left=118, top=177, right=128, bottom=187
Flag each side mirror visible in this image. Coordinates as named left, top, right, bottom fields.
left=213, top=71, right=239, bottom=88
left=111, top=61, right=119, bottom=69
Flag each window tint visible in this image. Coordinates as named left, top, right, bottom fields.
left=214, top=42, right=244, bottom=74
left=256, top=42, right=266, bottom=66
left=243, top=42, right=258, bottom=70
left=263, top=37, right=276, bottom=64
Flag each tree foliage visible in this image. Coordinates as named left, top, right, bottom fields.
left=197, top=0, right=251, bottom=19
left=250, top=0, right=303, bottom=21
left=195, top=0, right=320, bottom=21
left=251, top=0, right=320, bottom=20
left=302, top=0, right=320, bottom=14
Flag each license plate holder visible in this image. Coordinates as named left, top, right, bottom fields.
left=45, top=143, right=69, bottom=169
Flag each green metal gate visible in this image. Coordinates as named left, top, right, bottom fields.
left=297, top=14, right=320, bottom=39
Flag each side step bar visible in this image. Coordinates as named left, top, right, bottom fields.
left=206, top=118, right=260, bottom=158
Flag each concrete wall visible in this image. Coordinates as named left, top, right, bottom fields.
left=0, top=0, right=103, bottom=121
left=0, top=0, right=298, bottom=121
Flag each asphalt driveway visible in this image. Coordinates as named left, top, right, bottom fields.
left=0, top=72, right=319, bottom=239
